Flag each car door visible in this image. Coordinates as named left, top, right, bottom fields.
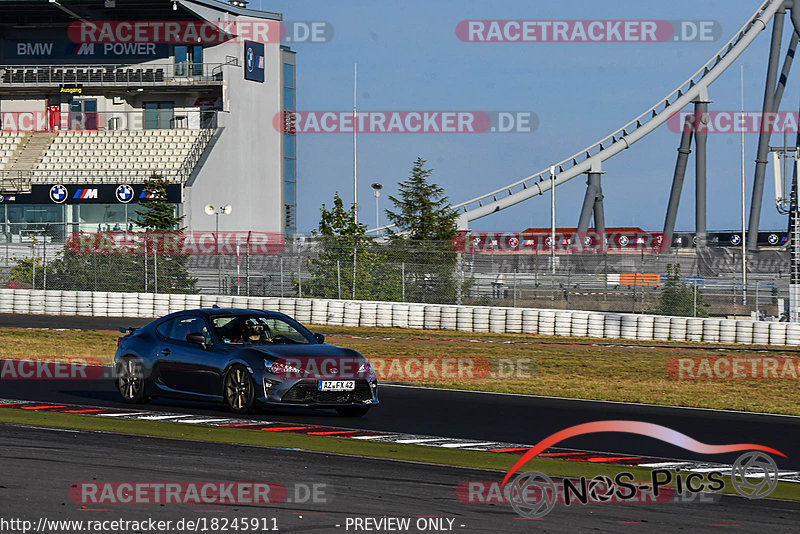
left=154, top=315, right=222, bottom=397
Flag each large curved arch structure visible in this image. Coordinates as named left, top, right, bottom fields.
left=446, top=0, right=784, bottom=230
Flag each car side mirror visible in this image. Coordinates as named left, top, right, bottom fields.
left=186, top=333, right=207, bottom=349
left=314, top=333, right=325, bottom=344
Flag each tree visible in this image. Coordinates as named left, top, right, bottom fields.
left=133, top=174, right=184, bottom=231
left=303, top=193, right=400, bottom=300
left=657, top=264, right=708, bottom=317
left=384, top=158, right=463, bottom=303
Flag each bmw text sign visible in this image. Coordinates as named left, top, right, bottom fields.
left=244, top=40, right=265, bottom=83
left=2, top=40, right=169, bottom=63
left=16, top=184, right=182, bottom=204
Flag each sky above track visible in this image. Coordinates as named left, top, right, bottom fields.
left=258, top=0, right=793, bottom=234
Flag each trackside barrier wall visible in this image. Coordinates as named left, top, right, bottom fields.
left=0, top=289, right=795, bottom=346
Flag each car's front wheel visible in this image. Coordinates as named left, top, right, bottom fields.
left=224, top=364, right=256, bottom=414
left=335, top=406, right=370, bottom=417
left=117, top=357, right=148, bottom=404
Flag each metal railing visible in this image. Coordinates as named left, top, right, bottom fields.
left=0, top=62, right=225, bottom=86
left=177, top=127, right=217, bottom=182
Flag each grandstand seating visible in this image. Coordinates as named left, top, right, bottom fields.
left=0, top=132, right=26, bottom=170
left=30, top=129, right=203, bottom=183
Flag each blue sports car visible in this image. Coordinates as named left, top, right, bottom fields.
left=114, top=308, right=379, bottom=416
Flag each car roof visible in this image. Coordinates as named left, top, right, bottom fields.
left=157, top=308, right=281, bottom=321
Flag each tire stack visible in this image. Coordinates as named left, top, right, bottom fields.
left=472, top=307, right=490, bottom=333
left=489, top=308, right=506, bottom=333
left=278, top=298, right=295, bottom=317
left=185, top=294, right=202, bottom=311
left=702, top=318, right=720, bottom=343
left=376, top=302, right=393, bottom=327
left=13, top=290, right=30, bottom=315
left=669, top=317, right=687, bottom=341
left=735, top=320, right=754, bottom=345
left=423, top=305, right=441, bottom=330
left=217, top=296, right=235, bottom=309
left=392, top=303, right=409, bottom=328
left=360, top=302, right=378, bottom=327
left=719, top=319, right=737, bottom=343
left=604, top=313, right=622, bottom=338
left=686, top=318, right=704, bottom=341
left=538, top=310, right=556, bottom=336
left=263, top=297, right=280, bottom=311
left=343, top=301, right=361, bottom=327
left=440, top=306, right=458, bottom=330
left=44, top=290, right=62, bottom=316
left=122, top=292, right=139, bottom=317
left=0, top=289, right=13, bottom=314
left=327, top=300, right=345, bottom=326
left=505, top=308, right=523, bottom=334
left=153, top=294, right=170, bottom=316
left=554, top=311, right=572, bottom=337
left=61, top=291, right=78, bottom=316
left=769, top=321, right=787, bottom=346
left=785, top=323, right=800, bottom=346
left=456, top=306, right=474, bottom=332
left=752, top=321, right=770, bottom=345
left=522, top=309, right=538, bottom=334
left=408, top=304, right=425, bottom=329
left=571, top=312, right=589, bottom=337
left=137, top=292, right=154, bottom=318
left=231, top=296, right=249, bottom=309
left=200, top=295, right=218, bottom=309
left=92, top=291, right=108, bottom=317
left=311, top=299, right=328, bottom=325
left=294, top=298, right=313, bottom=323
left=636, top=315, right=655, bottom=340
left=620, top=315, right=638, bottom=340
left=28, top=290, right=45, bottom=315
left=107, top=292, right=124, bottom=317
left=168, top=294, right=187, bottom=314
left=653, top=316, right=671, bottom=341
left=587, top=313, right=605, bottom=338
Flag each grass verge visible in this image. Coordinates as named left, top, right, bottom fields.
left=1, top=408, right=798, bottom=502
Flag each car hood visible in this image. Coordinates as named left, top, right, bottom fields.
left=241, top=343, right=365, bottom=361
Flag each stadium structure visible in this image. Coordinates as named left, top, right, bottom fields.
left=0, top=0, right=296, bottom=242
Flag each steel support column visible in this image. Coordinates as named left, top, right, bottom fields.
left=591, top=173, right=606, bottom=239
left=748, top=6, right=787, bottom=250
left=662, top=118, right=694, bottom=251
left=694, top=99, right=710, bottom=247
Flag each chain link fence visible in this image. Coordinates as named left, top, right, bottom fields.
left=0, top=232, right=790, bottom=319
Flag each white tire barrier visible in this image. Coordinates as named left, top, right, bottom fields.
left=636, top=315, right=655, bottom=341
left=653, top=316, right=671, bottom=341
left=554, top=311, right=572, bottom=337
left=360, top=302, right=378, bottom=327
left=505, top=308, right=523, bottom=334
left=376, top=303, right=393, bottom=327
left=278, top=298, right=295, bottom=317
left=343, top=301, right=361, bottom=327
left=702, top=319, right=720, bottom=343
left=408, top=304, right=425, bottom=329
left=122, top=292, right=139, bottom=317
left=786, top=323, right=800, bottom=346
left=686, top=318, right=704, bottom=342
left=538, top=310, right=556, bottom=336
left=473, top=307, right=490, bottom=333
left=44, top=290, right=62, bottom=315
left=522, top=309, right=538, bottom=334
left=185, top=295, right=202, bottom=310
left=735, top=320, right=754, bottom=345
left=327, top=300, right=345, bottom=326
left=424, top=305, right=441, bottom=330
left=571, top=311, right=589, bottom=337
left=719, top=319, right=737, bottom=344
left=769, top=322, right=787, bottom=346
left=294, top=298, right=313, bottom=323
left=392, top=303, right=409, bottom=329
left=620, top=315, right=638, bottom=340
left=13, top=289, right=31, bottom=314
left=311, top=299, right=329, bottom=325
left=669, top=317, right=687, bottom=341
left=169, top=294, right=187, bottom=314
left=752, top=321, right=770, bottom=345
left=137, top=293, right=154, bottom=318
left=200, top=295, right=218, bottom=309
left=0, top=289, right=13, bottom=314
left=106, top=291, right=124, bottom=316
left=92, top=291, right=108, bottom=317
left=587, top=313, right=605, bottom=338
left=456, top=306, right=474, bottom=332
left=440, top=306, right=458, bottom=330
left=262, top=297, right=280, bottom=311
left=604, top=313, right=621, bottom=338
left=489, top=308, right=506, bottom=333
left=29, top=289, right=46, bottom=315
left=153, top=294, right=170, bottom=317
left=61, top=290, right=78, bottom=316
left=231, top=296, right=249, bottom=310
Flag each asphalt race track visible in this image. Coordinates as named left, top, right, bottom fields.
left=1, top=425, right=798, bottom=533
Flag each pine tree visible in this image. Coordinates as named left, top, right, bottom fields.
left=657, top=264, right=708, bottom=317
left=133, top=174, right=184, bottom=231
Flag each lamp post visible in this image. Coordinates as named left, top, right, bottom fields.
left=371, top=183, right=382, bottom=234
left=205, top=203, right=232, bottom=294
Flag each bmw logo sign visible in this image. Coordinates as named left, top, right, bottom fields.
left=768, top=233, right=780, bottom=245
left=730, top=234, right=741, bottom=245
left=247, top=47, right=254, bottom=72
left=619, top=235, right=630, bottom=246
left=116, top=184, right=134, bottom=203
left=49, top=184, right=68, bottom=204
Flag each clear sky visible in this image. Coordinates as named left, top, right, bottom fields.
left=256, top=0, right=794, bottom=234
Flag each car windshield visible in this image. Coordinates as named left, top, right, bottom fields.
left=211, top=315, right=312, bottom=345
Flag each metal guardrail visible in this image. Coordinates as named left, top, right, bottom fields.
left=0, top=62, right=225, bottom=86
left=177, top=127, right=217, bottom=182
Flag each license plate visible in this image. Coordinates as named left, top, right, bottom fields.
left=318, top=380, right=355, bottom=392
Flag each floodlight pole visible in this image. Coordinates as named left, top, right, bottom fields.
left=550, top=165, right=556, bottom=275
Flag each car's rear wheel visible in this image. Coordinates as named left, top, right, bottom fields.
left=224, top=364, right=255, bottom=414
left=117, top=357, right=147, bottom=404
left=335, top=406, right=370, bottom=417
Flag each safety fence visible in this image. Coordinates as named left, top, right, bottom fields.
left=0, top=289, right=797, bottom=347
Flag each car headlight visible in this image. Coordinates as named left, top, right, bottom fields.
left=358, top=360, right=376, bottom=380
left=265, top=360, right=302, bottom=377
